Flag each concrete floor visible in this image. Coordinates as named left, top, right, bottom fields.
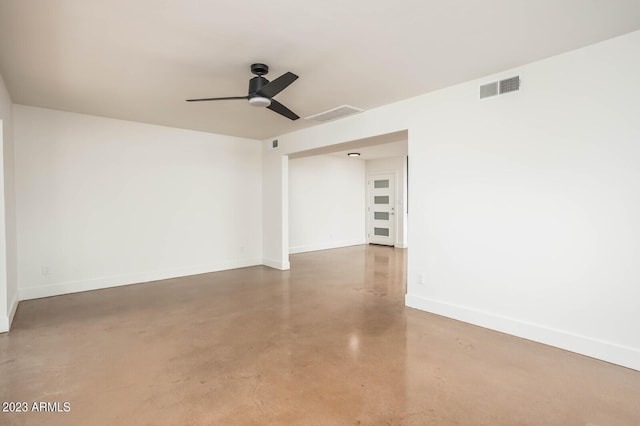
left=1, top=245, right=639, bottom=425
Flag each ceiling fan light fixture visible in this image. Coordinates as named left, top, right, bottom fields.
left=249, top=96, right=271, bottom=107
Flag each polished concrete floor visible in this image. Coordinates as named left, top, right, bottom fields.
left=1, top=245, right=639, bottom=425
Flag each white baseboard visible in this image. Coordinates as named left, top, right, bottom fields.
left=19, top=258, right=262, bottom=301
left=262, top=258, right=290, bottom=270
left=289, top=239, right=366, bottom=254
left=394, top=242, right=408, bottom=249
left=0, top=296, right=19, bottom=333
left=405, top=293, right=640, bottom=372
left=8, top=295, right=18, bottom=327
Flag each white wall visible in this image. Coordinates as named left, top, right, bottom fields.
left=289, top=155, right=366, bottom=254
left=405, top=31, right=640, bottom=371
left=366, top=156, right=407, bottom=247
left=262, top=152, right=289, bottom=270
left=14, top=106, right=262, bottom=300
left=0, top=71, right=16, bottom=332
left=263, top=30, right=640, bottom=370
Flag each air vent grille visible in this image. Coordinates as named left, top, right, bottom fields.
left=306, top=105, right=364, bottom=122
left=499, top=76, right=520, bottom=94
left=480, top=75, right=520, bottom=99
left=480, top=82, right=498, bottom=99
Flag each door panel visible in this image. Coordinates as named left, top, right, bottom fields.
left=368, top=173, right=395, bottom=246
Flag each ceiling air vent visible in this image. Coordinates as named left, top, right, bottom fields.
left=480, top=75, right=520, bottom=99
left=306, top=105, right=364, bottom=123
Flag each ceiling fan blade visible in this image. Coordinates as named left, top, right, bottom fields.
left=257, top=72, right=298, bottom=98
left=186, top=96, right=248, bottom=102
left=267, top=99, right=300, bottom=120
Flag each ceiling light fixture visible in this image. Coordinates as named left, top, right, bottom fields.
left=248, top=96, right=272, bottom=107
left=347, top=152, right=361, bottom=157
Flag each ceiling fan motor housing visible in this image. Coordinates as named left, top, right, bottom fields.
left=249, top=76, right=269, bottom=97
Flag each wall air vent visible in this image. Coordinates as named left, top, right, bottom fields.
left=499, top=76, right=520, bottom=94
left=480, top=82, right=499, bottom=99
left=480, top=75, right=520, bottom=99
left=306, top=105, right=364, bottom=123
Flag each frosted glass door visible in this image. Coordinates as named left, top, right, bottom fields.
left=368, top=173, right=395, bottom=246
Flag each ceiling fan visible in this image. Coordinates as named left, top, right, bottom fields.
left=186, top=63, right=300, bottom=120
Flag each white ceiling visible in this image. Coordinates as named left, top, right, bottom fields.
left=288, top=130, right=408, bottom=159
left=1, top=1, right=639, bottom=140
left=328, top=140, right=407, bottom=160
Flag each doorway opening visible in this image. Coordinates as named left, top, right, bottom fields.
left=287, top=130, right=408, bottom=255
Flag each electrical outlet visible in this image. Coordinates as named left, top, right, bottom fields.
left=41, top=266, right=51, bottom=276
left=417, top=274, right=424, bottom=285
